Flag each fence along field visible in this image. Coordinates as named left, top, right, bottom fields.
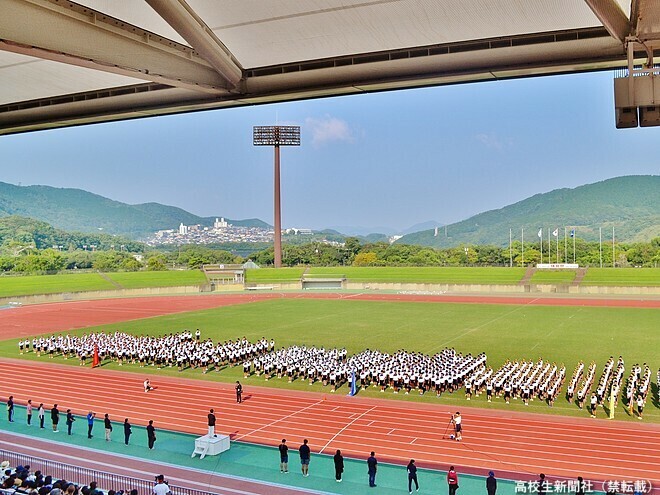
left=3, top=298, right=658, bottom=422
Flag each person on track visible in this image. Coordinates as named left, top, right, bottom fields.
left=51, top=404, right=60, bottom=432
left=452, top=412, right=462, bottom=441
left=38, top=403, right=45, bottom=429
left=235, top=381, right=243, bottom=403
left=207, top=409, right=216, bottom=437
left=447, top=466, right=459, bottom=495
left=86, top=411, right=95, bottom=438
left=147, top=420, right=156, bottom=449
left=486, top=471, right=497, bottom=495
left=144, top=379, right=153, bottom=393
left=104, top=413, right=112, bottom=441
left=123, top=418, right=132, bottom=445
left=333, top=449, right=344, bottom=482
left=7, top=396, right=14, bottom=422
left=367, top=451, right=378, bottom=487
left=66, top=409, right=75, bottom=435
left=299, top=439, right=311, bottom=477
left=407, top=459, right=419, bottom=493
left=279, top=439, right=289, bottom=473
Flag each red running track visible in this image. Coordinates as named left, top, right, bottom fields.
left=1, top=359, right=658, bottom=487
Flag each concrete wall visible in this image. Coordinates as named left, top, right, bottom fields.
left=1, top=281, right=658, bottom=307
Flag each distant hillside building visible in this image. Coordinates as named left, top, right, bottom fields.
left=286, top=227, right=313, bottom=235
left=178, top=223, right=188, bottom=235
left=214, top=217, right=229, bottom=229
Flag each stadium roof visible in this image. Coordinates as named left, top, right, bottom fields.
left=1, top=0, right=658, bottom=135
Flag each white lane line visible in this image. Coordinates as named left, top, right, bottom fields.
left=318, top=406, right=376, bottom=454
left=234, top=399, right=325, bottom=441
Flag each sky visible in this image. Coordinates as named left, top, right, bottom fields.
left=0, top=70, right=659, bottom=235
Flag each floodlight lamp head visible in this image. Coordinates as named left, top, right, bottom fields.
left=253, top=125, right=301, bottom=146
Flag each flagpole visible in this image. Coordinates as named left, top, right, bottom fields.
left=612, top=226, right=615, bottom=268
left=509, top=228, right=512, bottom=267
left=599, top=227, right=603, bottom=268
left=539, top=228, right=542, bottom=263
left=548, top=228, right=551, bottom=264
left=564, top=227, right=567, bottom=263
left=556, top=228, right=559, bottom=263
left=573, top=228, right=576, bottom=264
left=521, top=228, right=524, bottom=266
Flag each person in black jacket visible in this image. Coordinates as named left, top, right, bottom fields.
left=486, top=471, right=497, bottom=495
left=104, top=413, right=113, bottom=441
left=367, top=452, right=377, bottom=487
left=65, top=409, right=75, bottom=435
left=407, top=459, right=419, bottom=493
left=333, top=450, right=344, bottom=482
left=51, top=404, right=60, bottom=432
left=123, top=418, right=132, bottom=445
left=147, top=419, right=156, bottom=449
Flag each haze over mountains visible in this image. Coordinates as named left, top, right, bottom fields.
left=0, top=176, right=657, bottom=245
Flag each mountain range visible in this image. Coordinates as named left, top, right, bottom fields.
left=0, top=182, right=268, bottom=239
left=398, top=175, right=659, bottom=247
left=0, top=176, right=657, bottom=245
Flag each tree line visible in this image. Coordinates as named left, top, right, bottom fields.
left=1, top=235, right=658, bottom=275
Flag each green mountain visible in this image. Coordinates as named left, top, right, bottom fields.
left=0, top=182, right=269, bottom=239
left=398, top=176, right=660, bottom=247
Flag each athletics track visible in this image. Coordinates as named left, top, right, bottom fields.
left=0, top=293, right=659, bottom=493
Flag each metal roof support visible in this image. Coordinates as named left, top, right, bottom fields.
left=145, top=0, right=244, bottom=91
left=0, top=0, right=231, bottom=94
left=584, top=0, right=630, bottom=43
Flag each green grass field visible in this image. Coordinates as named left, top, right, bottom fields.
left=529, top=270, right=576, bottom=284
left=107, top=270, right=207, bottom=288
left=0, top=270, right=207, bottom=298
left=582, top=267, right=660, bottom=286
left=248, top=267, right=527, bottom=284
left=0, top=273, right=115, bottom=297
left=4, top=298, right=658, bottom=421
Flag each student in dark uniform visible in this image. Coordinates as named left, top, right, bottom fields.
left=407, top=459, right=419, bottom=494
left=7, top=396, right=14, bottom=422
left=147, top=420, right=156, bottom=449
left=367, top=451, right=377, bottom=487
left=207, top=409, right=216, bottom=437
left=486, top=471, right=497, bottom=495
left=299, top=439, right=311, bottom=477
left=333, top=450, right=344, bottom=482
left=51, top=404, right=60, bottom=432
left=66, top=409, right=75, bottom=435
left=279, top=439, right=289, bottom=473
left=235, top=381, right=243, bottom=403
left=123, top=418, right=132, bottom=445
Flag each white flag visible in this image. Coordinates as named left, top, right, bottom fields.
left=537, top=228, right=543, bottom=238
left=552, top=228, right=559, bottom=237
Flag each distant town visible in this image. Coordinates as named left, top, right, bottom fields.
left=145, top=218, right=315, bottom=246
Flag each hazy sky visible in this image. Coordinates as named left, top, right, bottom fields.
left=1, top=70, right=658, bottom=233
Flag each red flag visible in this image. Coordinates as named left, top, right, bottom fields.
left=92, top=345, right=100, bottom=368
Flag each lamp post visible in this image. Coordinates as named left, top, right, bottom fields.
left=253, top=125, right=301, bottom=268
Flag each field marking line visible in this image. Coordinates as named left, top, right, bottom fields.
left=318, top=405, right=376, bottom=454
left=366, top=421, right=374, bottom=427
left=428, top=300, right=541, bottom=352
left=410, top=437, right=417, bottom=444
left=234, top=398, right=325, bottom=441
left=387, top=428, right=395, bottom=435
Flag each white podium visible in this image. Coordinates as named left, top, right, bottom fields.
left=191, top=434, right=230, bottom=459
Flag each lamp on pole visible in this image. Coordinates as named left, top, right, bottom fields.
left=253, top=125, right=301, bottom=268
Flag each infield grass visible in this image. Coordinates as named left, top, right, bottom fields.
left=4, top=298, right=658, bottom=421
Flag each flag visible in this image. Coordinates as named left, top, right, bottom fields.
left=570, top=229, right=575, bottom=238
left=537, top=228, right=543, bottom=238
left=92, top=344, right=100, bottom=368
left=348, top=370, right=357, bottom=396
left=552, top=228, right=559, bottom=237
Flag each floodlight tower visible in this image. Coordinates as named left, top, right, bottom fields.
left=253, top=125, right=301, bottom=268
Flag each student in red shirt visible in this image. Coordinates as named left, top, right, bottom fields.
left=447, top=466, right=459, bottom=495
